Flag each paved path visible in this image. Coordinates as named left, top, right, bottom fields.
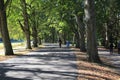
left=0, top=43, right=78, bottom=80
left=99, top=49, right=120, bottom=70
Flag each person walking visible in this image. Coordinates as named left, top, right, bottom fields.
left=109, top=43, right=114, bottom=55
left=59, top=38, right=62, bottom=48
left=118, top=41, right=120, bottom=54
left=66, top=41, right=70, bottom=48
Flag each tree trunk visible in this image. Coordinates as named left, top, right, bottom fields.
left=32, top=27, right=38, bottom=47
left=68, top=20, right=80, bottom=48
left=0, top=0, right=14, bottom=55
left=75, top=30, right=80, bottom=48
left=84, top=0, right=101, bottom=63
left=38, top=37, right=42, bottom=45
left=20, top=0, right=31, bottom=49
left=31, top=9, right=38, bottom=47
left=75, top=15, right=86, bottom=51
left=25, top=31, right=31, bottom=49
left=63, top=32, right=66, bottom=44
left=51, top=27, right=55, bottom=43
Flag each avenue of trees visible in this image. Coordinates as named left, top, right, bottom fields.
left=0, top=0, right=120, bottom=63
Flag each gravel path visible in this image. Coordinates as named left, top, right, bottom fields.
left=0, top=43, right=78, bottom=80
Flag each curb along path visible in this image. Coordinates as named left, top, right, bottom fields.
left=0, top=43, right=78, bottom=80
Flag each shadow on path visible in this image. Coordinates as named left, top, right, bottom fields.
left=99, top=48, right=120, bottom=70
left=0, top=43, right=78, bottom=80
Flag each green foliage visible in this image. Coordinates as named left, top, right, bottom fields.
left=6, top=0, right=120, bottom=44
left=7, top=0, right=24, bottom=40
left=95, top=0, right=120, bottom=46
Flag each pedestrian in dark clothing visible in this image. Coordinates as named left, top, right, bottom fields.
left=118, top=41, right=120, bottom=54
left=59, top=38, right=62, bottom=48
left=109, top=43, right=114, bottom=55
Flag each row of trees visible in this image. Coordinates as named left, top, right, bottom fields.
left=0, top=0, right=120, bottom=63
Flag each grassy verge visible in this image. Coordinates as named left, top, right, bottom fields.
left=0, top=43, right=44, bottom=61
left=0, top=42, right=25, bottom=49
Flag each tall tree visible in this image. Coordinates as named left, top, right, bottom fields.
left=0, top=0, right=14, bottom=55
left=75, top=14, right=86, bottom=51
left=31, top=9, right=38, bottom=47
left=28, top=3, right=38, bottom=47
left=95, top=0, right=120, bottom=47
left=19, top=0, right=32, bottom=49
left=72, top=0, right=86, bottom=51
left=84, top=0, right=101, bottom=63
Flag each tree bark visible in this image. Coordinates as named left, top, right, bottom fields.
left=51, top=27, right=55, bottom=43
left=0, top=0, right=14, bottom=55
left=74, top=28, right=80, bottom=48
left=20, top=0, right=31, bottom=49
left=84, top=0, right=101, bottom=63
left=75, top=30, right=80, bottom=48
left=75, top=15, right=86, bottom=51
left=68, top=18, right=81, bottom=48
left=31, top=9, right=38, bottom=47
left=38, top=37, right=42, bottom=45
left=32, top=27, right=38, bottom=47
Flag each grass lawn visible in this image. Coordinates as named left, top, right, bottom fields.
left=0, top=42, right=25, bottom=61
left=0, top=43, right=44, bottom=61
left=0, top=42, right=25, bottom=49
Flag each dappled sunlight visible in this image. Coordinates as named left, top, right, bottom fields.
left=77, top=61, right=120, bottom=80
left=74, top=48, right=120, bottom=80
left=98, top=48, right=120, bottom=70
left=1, top=44, right=120, bottom=80
left=0, top=45, right=78, bottom=80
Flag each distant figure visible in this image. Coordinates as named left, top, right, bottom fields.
left=66, top=41, right=70, bottom=48
left=59, top=38, right=62, bottom=48
left=109, top=43, right=114, bottom=55
left=118, top=41, right=120, bottom=54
